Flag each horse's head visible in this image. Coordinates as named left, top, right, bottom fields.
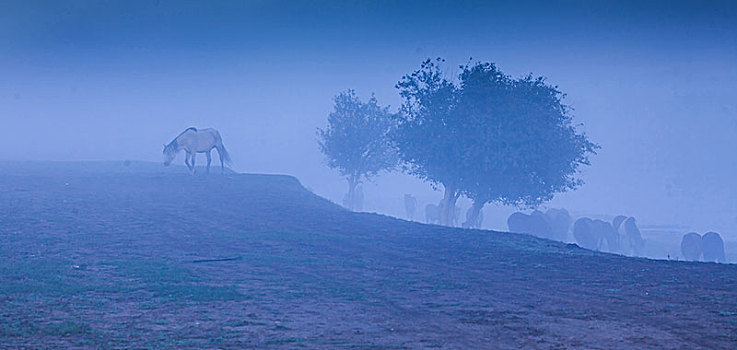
left=163, top=143, right=176, bottom=166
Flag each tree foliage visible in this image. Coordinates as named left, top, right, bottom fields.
left=456, top=62, right=598, bottom=206
left=394, top=58, right=598, bottom=225
left=394, top=58, right=465, bottom=224
left=317, top=90, right=397, bottom=210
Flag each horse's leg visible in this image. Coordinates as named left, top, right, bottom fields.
left=190, top=153, right=196, bottom=173
left=185, top=152, right=192, bottom=170
left=217, top=146, right=224, bottom=173
left=206, top=150, right=212, bottom=174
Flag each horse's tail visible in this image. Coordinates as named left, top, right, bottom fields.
left=219, top=144, right=232, bottom=165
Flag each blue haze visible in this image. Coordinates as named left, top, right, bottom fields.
left=1, top=1, right=736, bottom=237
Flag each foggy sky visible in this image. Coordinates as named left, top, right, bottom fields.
left=1, top=0, right=736, bottom=234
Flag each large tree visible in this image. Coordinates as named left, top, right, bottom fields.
left=317, top=90, right=397, bottom=211
left=394, top=58, right=463, bottom=225
left=394, top=59, right=598, bottom=226
left=455, top=62, right=598, bottom=226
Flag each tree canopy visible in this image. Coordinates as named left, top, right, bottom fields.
left=394, top=58, right=465, bottom=224
left=317, top=90, right=397, bottom=210
left=394, top=58, right=598, bottom=225
left=456, top=62, right=598, bottom=205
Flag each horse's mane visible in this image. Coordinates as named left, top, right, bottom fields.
left=166, top=126, right=197, bottom=150
left=166, top=127, right=198, bottom=150
left=178, top=127, right=197, bottom=137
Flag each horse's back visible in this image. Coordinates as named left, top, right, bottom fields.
left=178, top=128, right=223, bottom=151
left=194, top=128, right=221, bottom=140
left=198, top=128, right=220, bottom=135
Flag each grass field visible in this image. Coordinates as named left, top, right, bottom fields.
left=1, top=161, right=736, bottom=349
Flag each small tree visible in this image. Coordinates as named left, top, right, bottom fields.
left=317, top=90, right=397, bottom=211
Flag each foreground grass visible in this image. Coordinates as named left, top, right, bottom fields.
left=1, top=163, right=736, bottom=349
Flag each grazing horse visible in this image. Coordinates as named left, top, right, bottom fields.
left=593, top=219, right=619, bottom=253
left=702, top=232, right=726, bottom=263
left=613, top=216, right=644, bottom=256
left=545, top=208, right=572, bottom=242
left=572, top=217, right=599, bottom=250
left=462, top=206, right=484, bottom=229
left=508, top=211, right=553, bottom=240
left=163, top=127, right=231, bottom=173
left=571, top=217, right=619, bottom=252
left=681, top=232, right=703, bottom=261
left=425, top=203, right=441, bottom=224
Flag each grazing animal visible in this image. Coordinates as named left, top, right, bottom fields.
left=573, top=217, right=599, bottom=250
left=545, top=208, right=572, bottom=242
left=424, top=201, right=461, bottom=226
left=571, top=217, right=619, bottom=252
left=680, top=232, right=702, bottom=261
left=462, top=206, right=484, bottom=229
left=702, top=232, right=726, bottom=263
left=507, top=211, right=553, bottom=239
left=163, top=127, right=231, bottom=173
left=404, top=194, right=417, bottom=220
left=612, top=215, right=627, bottom=232
left=425, top=203, right=441, bottom=224
left=613, top=216, right=644, bottom=256
left=625, top=217, right=644, bottom=256
left=593, top=219, right=619, bottom=253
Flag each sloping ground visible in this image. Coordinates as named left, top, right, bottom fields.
left=0, top=162, right=735, bottom=349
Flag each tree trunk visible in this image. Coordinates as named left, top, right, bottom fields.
left=439, top=184, right=460, bottom=226
left=345, top=176, right=358, bottom=211
left=463, top=199, right=486, bottom=229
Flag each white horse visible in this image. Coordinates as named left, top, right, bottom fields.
left=163, top=127, right=231, bottom=173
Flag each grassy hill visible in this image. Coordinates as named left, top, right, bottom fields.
left=1, top=161, right=735, bottom=349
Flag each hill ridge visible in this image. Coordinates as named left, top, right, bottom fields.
left=1, top=161, right=736, bottom=349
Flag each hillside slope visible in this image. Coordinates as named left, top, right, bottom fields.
left=0, top=161, right=735, bottom=349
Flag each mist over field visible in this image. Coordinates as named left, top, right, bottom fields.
left=1, top=1, right=737, bottom=348
left=2, top=0, right=736, bottom=234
